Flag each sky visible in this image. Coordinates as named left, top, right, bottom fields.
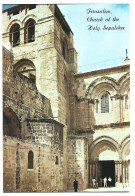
left=2, top=4, right=129, bottom=73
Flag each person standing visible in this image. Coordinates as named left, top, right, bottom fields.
left=92, top=177, right=96, bottom=188
left=73, top=179, right=78, bottom=192
left=103, top=177, right=107, bottom=188
left=108, top=176, right=112, bottom=188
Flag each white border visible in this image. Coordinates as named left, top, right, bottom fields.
left=1, top=0, right=134, bottom=196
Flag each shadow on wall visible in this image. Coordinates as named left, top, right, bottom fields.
left=3, top=107, right=21, bottom=138
left=75, top=78, right=96, bottom=129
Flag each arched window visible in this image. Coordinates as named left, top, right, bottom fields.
left=55, top=156, right=58, bottom=165
left=24, top=19, right=35, bottom=43
left=28, top=151, right=34, bottom=169
left=10, top=23, right=20, bottom=47
left=101, top=93, right=109, bottom=113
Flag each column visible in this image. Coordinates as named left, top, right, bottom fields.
left=115, top=161, right=118, bottom=183
left=20, top=27, right=24, bottom=45
left=117, top=162, right=120, bottom=182
left=125, top=161, right=128, bottom=184
left=120, top=161, right=123, bottom=183
left=96, top=162, right=98, bottom=181
left=122, top=161, right=125, bottom=184
left=128, top=160, right=130, bottom=185
left=89, top=161, right=92, bottom=184
left=93, top=161, right=95, bottom=178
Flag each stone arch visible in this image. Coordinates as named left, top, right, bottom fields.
left=7, top=19, right=22, bottom=32
left=14, top=59, right=35, bottom=71
left=22, top=14, right=37, bottom=26
left=121, top=135, right=130, bottom=160
left=120, top=78, right=130, bottom=95
left=3, top=107, right=21, bottom=138
left=119, top=74, right=130, bottom=110
left=13, top=59, right=36, bottom=83
left=118, top=72, right=130, bottom=87
left=89, top=136, right=120, bottom=161
left=86, top=76, right=119, bottom=98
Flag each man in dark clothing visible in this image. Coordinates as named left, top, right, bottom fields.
left=73, top=179, right=78, bottom=192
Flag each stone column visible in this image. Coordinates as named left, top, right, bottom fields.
left=115, top=161, right=123, bottom=187
left=115, top=161, right=118, bottom=183
left=96, top=162, right=98, bottom=181
left=93, top=161, right=95, bottom=178
left=128, top=160, right=130, bottom=185
left=122, top=161, right=125, bottom=185
left=20, top=27, right=24, bottom=45
left=118, top=162, right=121, bottom=182
left=89, top=162, right=92, bottom=185
left=125, top=161, right=128, bottom=184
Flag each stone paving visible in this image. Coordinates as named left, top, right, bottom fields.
left=83, top=187, right=130, bottom=192
left=66, top=187, right=130, bottom=192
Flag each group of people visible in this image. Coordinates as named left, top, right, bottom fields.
left=92, top=176, right=112, bottom=188
left=73, top=176, right=112, bottom=192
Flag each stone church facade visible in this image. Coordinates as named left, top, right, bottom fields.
left=2, top=4, right=130, bottom=192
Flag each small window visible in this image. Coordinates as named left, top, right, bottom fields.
left=55, top=156, right=58, bottom=165
left=29, top=5, right=36, bottom=10
left=28, top=151, right=34, bottom=169
left=101, top=94, right=109, bottom=113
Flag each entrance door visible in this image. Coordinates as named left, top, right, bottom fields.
left=98, top=160, right=115, bottom=187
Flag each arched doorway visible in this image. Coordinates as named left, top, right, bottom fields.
left=3, top=107, right=21, bottom=138
left=121, top=137, right=130, bottom=186
left=89, top=137, right=120, bottom=187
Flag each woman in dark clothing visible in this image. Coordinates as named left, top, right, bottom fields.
left=73, top=179, right=78, bottom=192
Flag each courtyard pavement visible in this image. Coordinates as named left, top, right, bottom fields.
left=66, top=187, right=130, bottom=193
left=83, top=187, right=130, bottom=192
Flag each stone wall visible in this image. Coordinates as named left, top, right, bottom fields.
left=3, top=47, right=52, bottom=119
left=70, top=64, right=130, bottom=131
left=67, top=136, right=89, bottom=190
left=3, top=47, right=14, bottom=97
left=3, top=118, right=64, bottom=193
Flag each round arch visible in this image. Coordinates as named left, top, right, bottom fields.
left=121, top=135, right=130, bottom=160
left=14, top=59, right=35, bottom=71
left=3, top=107, right=21, bottom=138
left=118, top=72, right=130, bottom=86
left=120, top=78, right=130, bottom=95
left=22, top=15, right=37, bottom=26
left=7, top=19, right=22, bottom=32
left=85, top=76, right=119, bottom=98
left=89, top=136, right=121, bottom=161
left=14, top=59, right=36, bottom=83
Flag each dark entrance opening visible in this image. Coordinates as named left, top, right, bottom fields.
left=98, top=160, right=115, bottom=187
